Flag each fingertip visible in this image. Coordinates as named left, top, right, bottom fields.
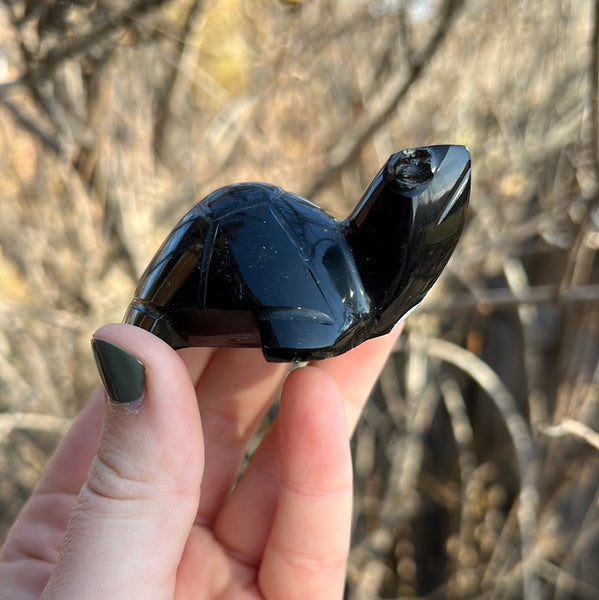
left=92, top=323, right=196, bottom=401
left=281, top=365, right=347, bottom=432
left=92, top=323, right=188, bottom=374
left=281, top=364, right=342, bottom=405
left=91, top=338, right=146, bottom=409
left=278, top=365, right=351, bottom=491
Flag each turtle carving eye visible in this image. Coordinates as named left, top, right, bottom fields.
left=124, top=145, right=471, bottom=362
left=387, top=147, right=435, bottom=190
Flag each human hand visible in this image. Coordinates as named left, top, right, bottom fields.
left=0, top=323, right=399, bottom=599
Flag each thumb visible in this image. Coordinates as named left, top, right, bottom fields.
left=42, top=324, right=204, bottom=600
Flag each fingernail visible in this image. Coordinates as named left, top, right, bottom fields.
left=91, top=339, right=146, bottom=410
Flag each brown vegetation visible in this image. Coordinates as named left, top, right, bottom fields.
left=1, top=0, right=598, bottom=597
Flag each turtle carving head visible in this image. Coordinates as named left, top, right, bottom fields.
left=344, top=144, right=470, bottom=335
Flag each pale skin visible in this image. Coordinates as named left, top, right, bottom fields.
left=0, top=323, right=399, bottom=599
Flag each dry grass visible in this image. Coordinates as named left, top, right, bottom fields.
left=1, top=0, right=598, bottom=597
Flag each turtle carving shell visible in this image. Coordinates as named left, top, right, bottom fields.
left=124, top=145, right=471, bottom=362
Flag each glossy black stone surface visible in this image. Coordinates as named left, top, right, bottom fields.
left=124, top=145, right=471, bottom=361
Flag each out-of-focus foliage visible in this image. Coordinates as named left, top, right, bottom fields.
left=1, top=0, right=598, bottom=597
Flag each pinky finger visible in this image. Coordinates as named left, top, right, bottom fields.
left=258, top=367, right=352, bottom=600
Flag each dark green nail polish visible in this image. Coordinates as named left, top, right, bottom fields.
left=91, top=339, right=146, bottom=407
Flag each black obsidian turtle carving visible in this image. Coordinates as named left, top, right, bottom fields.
left=124, top=145, right=470, bottom=361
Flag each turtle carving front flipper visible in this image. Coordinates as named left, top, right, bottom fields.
left=124, top=145, right=471, bottom=362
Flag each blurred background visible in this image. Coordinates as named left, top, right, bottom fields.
left=1, top=0, right=598, bottom=597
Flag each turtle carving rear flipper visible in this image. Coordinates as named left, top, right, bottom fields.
left=124, top=145, right=471, bottom=362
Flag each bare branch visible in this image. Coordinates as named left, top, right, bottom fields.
left=0, top=97, right=62, bottom=153
left=540, top=419, right=599, bottom=451
left=0, top=412, right=71, bottom=442
left=419, top=283, right=599, bottom=313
